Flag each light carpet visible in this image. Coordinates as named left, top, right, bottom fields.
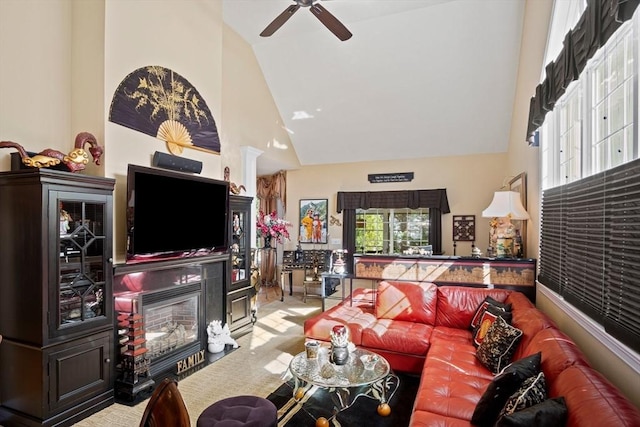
left=76, top=288, right=321, bottom=426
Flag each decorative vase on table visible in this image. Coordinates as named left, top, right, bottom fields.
left=330, top=325, right=350, bottom=365
left=263, top=235, right=272, bottom=249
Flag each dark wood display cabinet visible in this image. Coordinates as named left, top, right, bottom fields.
left=0, top=169, right=115, bottom=427
left=227, top=195, right=255, bottom=338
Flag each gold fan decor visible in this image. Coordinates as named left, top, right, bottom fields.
left=109, top=66, right=220, bottom=155
left=157, top=120, right=193, bottom=155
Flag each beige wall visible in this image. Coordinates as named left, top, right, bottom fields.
left=0, top=0, right=74, bottom=166
left=283, top=153, right=509, bottom=256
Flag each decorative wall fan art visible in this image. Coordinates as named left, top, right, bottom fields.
left=109, top=66, right=220, bottom=155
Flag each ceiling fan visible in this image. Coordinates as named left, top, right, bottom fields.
left=260, top=0, right=352, bottom=41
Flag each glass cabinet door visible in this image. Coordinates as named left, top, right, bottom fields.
left=231, top=206, right=248, bottom=284
left=56, top=193, right=109, bottom=330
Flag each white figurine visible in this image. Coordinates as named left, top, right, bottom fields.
left=206, top=320, right=238, bottom=353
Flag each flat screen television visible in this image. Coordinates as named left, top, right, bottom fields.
left=126, top=164, right=229, bottom=262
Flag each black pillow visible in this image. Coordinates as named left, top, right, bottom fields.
left=470, top=296, right=512, bottom=331
left=472, top=305, right=514, bottom=347
left=495, top=397, right=568, bottom=427
left=476, top=316, right=523, bottom=374
left=471, top=352, right=542, bottom=427
left=499, top=371, right=548, bottom=418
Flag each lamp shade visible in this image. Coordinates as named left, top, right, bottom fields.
left=482, top=191, right=530, bottom=220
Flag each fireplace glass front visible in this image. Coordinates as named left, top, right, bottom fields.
left=143, top=293, right=199, bottom=360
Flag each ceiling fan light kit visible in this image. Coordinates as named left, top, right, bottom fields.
left=260, top=0, right=352, bottom=41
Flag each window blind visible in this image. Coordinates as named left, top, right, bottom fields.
left=538, top=186, right=564, bottom=293
left=538, top=158, right=640, bottom=352
left=604, top=161, right=640, bottom=348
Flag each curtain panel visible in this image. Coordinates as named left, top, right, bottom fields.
left=256, top=171, right=287, bottom=215
left=337, top=189, right=450, bottom=265
left=526, top=0, right=639, bottom=144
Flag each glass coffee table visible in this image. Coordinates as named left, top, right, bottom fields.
left=288, top=344, right=392, bottom=417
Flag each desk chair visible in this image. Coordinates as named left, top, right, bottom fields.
left=303, top=262, right=323, bottom=303
left=140, top=378, right=190, bottom=427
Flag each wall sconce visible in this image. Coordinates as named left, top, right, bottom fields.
left=482, top=191, right=530, bottom=258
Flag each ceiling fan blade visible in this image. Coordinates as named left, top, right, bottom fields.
left=260, top=4, right=300, bottom=37
left=310, top=3, right=352, bottom=41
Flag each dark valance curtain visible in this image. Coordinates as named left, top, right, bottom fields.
left=526, top=0, right=639, bottom=145
left=336, top=189, right=450, bottom=212
left=337, top=189, right=450, bottom=268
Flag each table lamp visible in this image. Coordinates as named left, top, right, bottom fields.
left=482, top=191, right=530, bottom=257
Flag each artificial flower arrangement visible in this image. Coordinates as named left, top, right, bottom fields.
left=256, top=210, right=291, bottom=244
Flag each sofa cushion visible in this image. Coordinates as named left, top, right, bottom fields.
left=418, top=341, right=494, bottom=421
left=496, top=397, right=568, bottom=427
left=504, top=291, right=536, bottom=311
left=376, top=281, right=438, bottom=324
left=510, top=308, right=556, bottom=361
left=476, top=316, right=523, bottom=374
left=470, top=296, right=512, bottom=331
left=549, top=365, right=640, bottom=427
left=431, top=325, right=473, bottom=343
left=523, top=328, right=588, bottom=380
left=471, top=352, right=542, bottom=427
left=414, top=366, right=491, bottom=422
left=436, top=287, right=511, bottom=329
left=425, top=338, right=495, bottom=381
left=472, top=305, right=513, bottom=347
left=499, top=371, right=547, bottom=418
left=360, top=319, right=432, bottom=355
left=410, top=410, right=474, bottom=427
left=303, top=302, right=376, bottom=345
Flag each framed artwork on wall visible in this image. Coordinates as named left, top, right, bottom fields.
left=299, top=199, right=328, bottom=244
left=509, top=172, right=527, bottom=257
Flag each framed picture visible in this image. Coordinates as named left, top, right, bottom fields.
left=509, top=172, right=527, bottom=257
left=299, top=199, right=328, bottom=244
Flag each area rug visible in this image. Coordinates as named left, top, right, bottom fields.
left=267, top=373, right=420, bottom=427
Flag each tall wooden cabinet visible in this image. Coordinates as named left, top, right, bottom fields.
left=0, top=169, right=115, bottom=426
left=227, top=195, right=255, bottom=338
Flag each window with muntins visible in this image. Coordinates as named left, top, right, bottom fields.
left=355, top=208, right=430, bottom=254
left=538, top=11, right=640, bottom=353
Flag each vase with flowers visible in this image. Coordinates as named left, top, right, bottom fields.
left=256, top=211, right=291, bottom=248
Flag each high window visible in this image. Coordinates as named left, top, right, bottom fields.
left=538, top=11, right=640, bottom=354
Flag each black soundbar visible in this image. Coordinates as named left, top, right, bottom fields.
left=152, top=151, right=203, bottom=174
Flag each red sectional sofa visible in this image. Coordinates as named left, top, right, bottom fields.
left=303, top=281, right=640, bottom=426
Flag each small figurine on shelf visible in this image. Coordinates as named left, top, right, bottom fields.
left=330, top=249, right=348, bottom=275
left=59, top=202, right=72, bottom=235
left=295, top=238, right=303, bottom=263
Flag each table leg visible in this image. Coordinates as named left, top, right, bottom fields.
left=289, top=271, right=293, bottom=296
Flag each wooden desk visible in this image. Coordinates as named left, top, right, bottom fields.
left=281, top=250, right=331, bottom=296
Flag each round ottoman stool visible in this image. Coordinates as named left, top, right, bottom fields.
left=196, top=395, right=278, bottom=427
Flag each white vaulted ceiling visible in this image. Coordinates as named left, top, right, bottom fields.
left=222, top=0, right=530, bottom=175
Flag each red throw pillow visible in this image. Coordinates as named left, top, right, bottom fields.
left=473, top=305, right=513, bottom=347
left=470, top=296, right=512, bottom=331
